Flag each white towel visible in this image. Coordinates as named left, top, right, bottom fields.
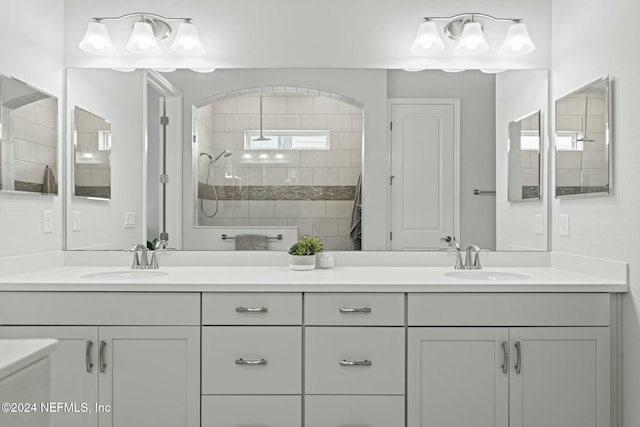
left=235, top=234, right=269, bottom=251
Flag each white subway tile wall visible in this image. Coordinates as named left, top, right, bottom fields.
left=555, top=94, right=608, bottom=188
left=74, top=108, right=111, bottom=189
left=2, top=97, right=57, bottom=190
left=194, top=94, right=362, bottom=251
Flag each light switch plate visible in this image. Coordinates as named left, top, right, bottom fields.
left=42, top=210, right=53, bottom=233
left=72, top=211, right=81, bottom=232
left=124, top=212, right=136, bottom=229
left=535, top=214, right=543, bottom=235
left=559, top=214, right=570, bottom=237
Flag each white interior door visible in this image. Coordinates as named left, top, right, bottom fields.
left=390, top=100, right=458, bottom=250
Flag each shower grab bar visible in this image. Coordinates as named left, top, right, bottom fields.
left=474, top=189, right=496, bottom=196
left=221, top=234, right=283, bottom=241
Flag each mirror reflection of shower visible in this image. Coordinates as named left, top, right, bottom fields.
left=200, top=150, right=232, bottom=218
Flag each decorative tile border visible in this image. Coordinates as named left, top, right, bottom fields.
left=199, top=184, right=356, bottom=201
left=556, top=186, right=609, bottom=197
left=14, top=181, right=58, bottom=195
left=75, top=186, right=111, bottom=199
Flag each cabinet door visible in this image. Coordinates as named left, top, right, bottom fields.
left=97, top=326, right=199, bottom=427
left=509, top=327, right=610, bottom=427
left=407, top=328, right=509, bottom=427
left=0, top=326, right=99, bottom=427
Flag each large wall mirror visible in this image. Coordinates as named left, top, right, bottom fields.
left=555, top=76, right=610, bottom=198
left=73, top=106, right=111, bottom=199
left=65, top=68, right=550, bottom=252
left=0, top=74, right=58, bottom=195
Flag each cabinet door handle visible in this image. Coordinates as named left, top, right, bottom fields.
left=85, top=340, right=94, bottom=373
left=99, top=340, right=107, bottom=373
left=514, top=341, right=522, bottom=374
left=235, top=306, right=268, bottom=313
left=340, top=359, right=372, bottom=366
left=501, top=341, right=508, bottom=374
left=339, top=307, right=372, bottom=313
left=235, top=358, right=267, bottom=366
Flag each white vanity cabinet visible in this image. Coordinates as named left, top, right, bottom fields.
left=201, top=292, right=303, bottom=427
left=407, top=293, right=612, bottom=427
left=304, top=293, right=406, bottom=427
left=0, top=293, right=201, bottom=427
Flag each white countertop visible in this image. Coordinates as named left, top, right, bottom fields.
left=0, top=339, right=57, bottom=381
left=0, top=266, right=628, bottom=293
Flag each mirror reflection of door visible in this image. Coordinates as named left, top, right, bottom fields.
left=389, top=100, right=459, bottom=250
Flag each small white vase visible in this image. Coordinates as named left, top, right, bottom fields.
left=289, top=254, right=316, bottom=271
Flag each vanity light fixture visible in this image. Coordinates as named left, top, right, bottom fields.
left=79, top=13, right=205, bottom=56
left=442, top=69, right=466, bottom=73
left=190, top=68, right=216, bottom=73
left=480, top=69, right=507, bottom=74
left=411, top=13, right=535, bottom=57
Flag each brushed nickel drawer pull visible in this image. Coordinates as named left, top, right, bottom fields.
left=339, top=307, right=372, bottom=313
left=514, top=341, right=522, bottom=374
left=340, top=359, right=372, bottom=366
left=235, top=358, right=267, bottom=366
left=235, top=306, right=268, bottom=313
left=86, top=340, right=94, bottom=373
left=99, top=340, right=107, bottom=373
left=501, top=341, right=508, bottom=374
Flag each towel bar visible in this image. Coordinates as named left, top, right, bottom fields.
left=221, top=234, right=283, bottom=241
left=473, top=189, right=496, bottom=196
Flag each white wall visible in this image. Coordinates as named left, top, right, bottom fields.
left=66, top=69, right=146, bottom=249
left=550, top=1, right=640, bottom=425
left=0, top=0, right=64, bottom=258
left=62, top=0, right=550, bottom=70
left=167, top=69, right=389, bottom=250
left=387, top=70, right=496, bottom=250
left=496, top=70, right=548, bottom=251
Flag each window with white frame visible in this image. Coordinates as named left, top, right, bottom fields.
left=244, top=130, right=331, bottom=150
left=555, top=131, right=583, bottom=151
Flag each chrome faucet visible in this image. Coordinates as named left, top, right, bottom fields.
left=128, top=243, right=149, bottom=269
left=440, top=237, right=465, bottom=270
left=465, top=244, right=482, bottom=270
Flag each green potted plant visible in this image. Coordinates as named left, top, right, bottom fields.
left=288, top=235, right=323, bottom=270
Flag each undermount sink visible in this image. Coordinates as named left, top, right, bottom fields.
left=81, top=271, right=168, bottom=280
left=444, top=271, right=529, bottom=281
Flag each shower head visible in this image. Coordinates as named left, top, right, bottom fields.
left=199, top=152, right=213, bottom=160
left=212, top=149, right=232, bottom=163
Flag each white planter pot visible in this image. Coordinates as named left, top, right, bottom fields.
left=289, top=254, right=316, bottom=271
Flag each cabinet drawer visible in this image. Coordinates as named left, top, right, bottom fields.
left=408, top=293, right=610, bottom=326
left=305, top=327, right=404, bottom=394
left=0, top=292, right=200, bottom=325
left=202, top=327, right=301, bottom=394
left=201, top=396, right=301, bottom=427
left=305, top=293, right=404, bottom=325
left=305, top=395, right=404, bottom=427
left=202, top=293, right=302, bottom=325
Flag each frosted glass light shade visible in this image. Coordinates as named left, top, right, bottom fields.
left=126, top=22, right=162, bottom=55
left=191, top=68, right=216, bottom=73
left=79, top=21, right=117, bottom=55
left=499, top=22, right=535, bottom=56
left=410, top=21, right=445, bottom=54
left=170, top=22, right=205, bottom=55
left=454, top=22, right=489, bottom=55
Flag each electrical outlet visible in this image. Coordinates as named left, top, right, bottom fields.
left=124, top=212, right=136, bottom=229
left=535, top=214, right=543, bottom=235
left=42, top=210, right=54, bottom=233
left=72, top=211, right=81, bottom=232
left=559, top=214, right=570, bottom=237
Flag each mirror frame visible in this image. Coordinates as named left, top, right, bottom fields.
left=554, top=76, right=611, bottom=199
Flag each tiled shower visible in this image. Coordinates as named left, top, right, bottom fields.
left=194, top=89, right=363, bottom=251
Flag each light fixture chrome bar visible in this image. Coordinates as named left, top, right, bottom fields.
left=423, top=13, right=521, bottom=23
left=91, top=13, right=192, bottom=23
